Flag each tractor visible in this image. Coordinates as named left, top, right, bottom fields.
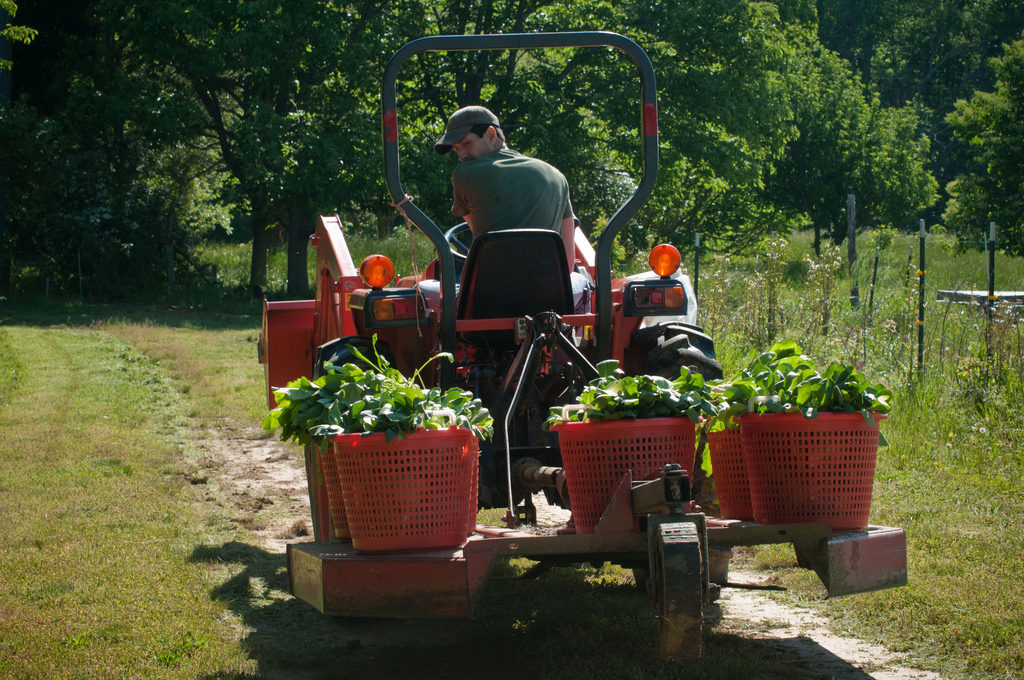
left=258, top=32, right=908, bottom=660
left=264, top=31, right=721, bottom=527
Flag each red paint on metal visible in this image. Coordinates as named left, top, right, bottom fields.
left=305, top=445, right=333, bottom=542
left=289, top=542, right=480, bottom=618
left=455, top=313, right=596, bottom=333
left=383, top=109, right=398, bottom=143
left=643, top=103, right=658, bottom=136
left=289, top=531, right=652, bottom=619
left=260, top=299, right=315, bottom=410
left=313, top=215, right=361, bottom=342
left=593, top=471, right=636, bottom=533
left=824, top=526, right=908, bottom=597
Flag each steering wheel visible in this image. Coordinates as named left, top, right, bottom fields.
left=444, top=222, right=473, bottom=257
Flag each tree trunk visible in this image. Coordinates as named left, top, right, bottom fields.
left=377, top=213, right=392, bottom=238
left=0, top=188, right=9, bottom=297
left=250, top=210, right=269, bottom=298
left=1, top=27, right=10, bottom=297
left=287, top=208, right=311, bottom=297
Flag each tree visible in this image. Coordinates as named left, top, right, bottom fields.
left=1, top=1, right=36, bottom=72
left=627, top=0, right=804, bottom=253
left=392, top=0, right=815, bottom=256
left=0, top=0, right=233, bottom=300
left=766, top=40, right=937, bottom=253
left=817, top=0, right=1024, bottom=222
left=1, top=0, right=36, bottom=295
left=104, top=0, right=431, bottom=296
left=944, top=33, right=1024, bottom=256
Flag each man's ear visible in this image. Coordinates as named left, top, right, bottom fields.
left=486, top=126, right=501, bottom=148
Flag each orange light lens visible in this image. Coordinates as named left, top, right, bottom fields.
left=649, top=244, right=681, bottom=277
left=665, top=285, right=686, bottom=308
left=359, top=254, right=394, bottom=288
left=372, top=299, right=395, bottom=320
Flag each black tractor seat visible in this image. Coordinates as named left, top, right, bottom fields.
left=456, top=228, right=574, bottom=348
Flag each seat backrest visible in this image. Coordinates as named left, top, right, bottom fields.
left=457, top=228, right=574, bottom=326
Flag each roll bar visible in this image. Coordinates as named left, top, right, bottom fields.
left=382, top=32, right=659, bottom=385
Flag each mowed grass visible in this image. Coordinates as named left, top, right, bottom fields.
left=0, top=323, right=257, bottom=678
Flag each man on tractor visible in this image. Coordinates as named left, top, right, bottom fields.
left=434, top=105, right=577, bottom=273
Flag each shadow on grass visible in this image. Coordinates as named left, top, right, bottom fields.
left=188, top=541, right=879, bottom=680
left=1, top=295, right=261, bottom=330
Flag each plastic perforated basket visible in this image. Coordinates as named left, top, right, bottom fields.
left=552, top=417, right=697, bottom=533
left=737, top=412, right=885, bottom=530
left=333, top=427, right=479, bottom=553
left=320, top=444, right=351, bottom=539
left=707, top=427, right=753, bottom=521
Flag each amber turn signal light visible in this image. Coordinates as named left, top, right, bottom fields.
left=359, top=254, right=395, bottom=288
left=649, top=244, right=681, bottom=278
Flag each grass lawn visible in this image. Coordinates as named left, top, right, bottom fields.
left=0, top=322, right=257, bottom=678
left=1, top=226, right=1022, bottom=678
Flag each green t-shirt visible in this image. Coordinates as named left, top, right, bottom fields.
left=450, top=149, right=573, bottom=235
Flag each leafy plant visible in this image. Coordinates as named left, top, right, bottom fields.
left=545, top=359, right=716, bottom=426
left=261, top=337, right=493, bottom=447
left=712, top=339, right=893, bottom=422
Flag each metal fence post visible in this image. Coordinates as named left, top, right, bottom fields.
left=987, top=222, right=996, bottom=321
left=847, top=194, right=859, bottom=307
left=693, top=232, right=701, bottom=305
left=917, top=220, right=926, bottom=377
left=868, top=245, right=879, bottom=316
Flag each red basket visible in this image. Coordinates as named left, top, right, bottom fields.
left=320, top=444, right=351, bottom=539
left=707, top=428, right=753, bottom=521
left=737, top=412, right=886, bottom=530
left=552, top=417, right=696, bottom=533
left=333, top=428, right=479, bottom=553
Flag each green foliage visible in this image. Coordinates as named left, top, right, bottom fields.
left=0, top=96, right=228, bottom=299
left=153, top=632, right=210, bottom=668
left=738, top=233, right=789, bottom=348
left=765, top=37, right=938, bottom=243
left=0, top=1, right=36, bottom=70
left=6, top=0, right=1016, bottom=298
left=817, top=0, right=1024, bottom=239
left=711, top=339, right=893, bottom=422
left=0, top=328, right=21, bottom=408
left=545, top=359, right=715, bottom=426
left=262, top=336, right=493, bottom=447
left=945, top=34, right=1024, bottom=256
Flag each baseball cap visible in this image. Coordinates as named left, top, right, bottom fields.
left=433, top=106, right=501, bottom=154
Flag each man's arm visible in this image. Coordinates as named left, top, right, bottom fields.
left=561, top=216, right=576, bottom=272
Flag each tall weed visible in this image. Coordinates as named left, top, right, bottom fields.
left=737, top=234, right=788, bottom=349
left=802, top=240, right=844, bottom=339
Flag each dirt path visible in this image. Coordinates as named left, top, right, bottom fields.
left=716, top=569, right=940, bottom=680
left=197, top=424, right=943, bottom=680
left=188, top=421, right=313, bottom=554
